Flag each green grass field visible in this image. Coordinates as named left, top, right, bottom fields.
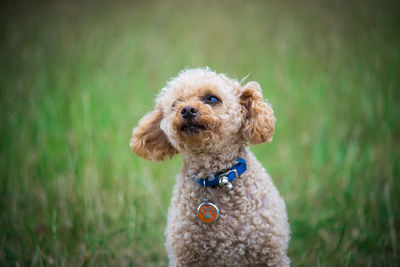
left=1, top=0, right=399, bottom=266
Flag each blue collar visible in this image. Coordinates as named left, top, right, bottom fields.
left=195, top=158, right=247, bottom=187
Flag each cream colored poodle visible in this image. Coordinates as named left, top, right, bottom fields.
left=130, top=68, right=290, bottom=266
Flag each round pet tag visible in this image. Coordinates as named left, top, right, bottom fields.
left=197, top=202, right=219, bottom=224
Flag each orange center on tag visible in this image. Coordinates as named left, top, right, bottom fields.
left=197, top=202, right=219, bottom=224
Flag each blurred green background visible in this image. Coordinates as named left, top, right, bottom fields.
left=1, top=0, right=399, bottom=266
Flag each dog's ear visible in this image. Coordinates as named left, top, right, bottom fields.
left=130, top=107, right=178, bottom=161
left=239, top=81, right=276, bottom=144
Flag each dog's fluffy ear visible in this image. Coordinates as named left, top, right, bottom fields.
left=240, top=81, right=276, bottom=144
left=130, top=107, right=177, bottom=161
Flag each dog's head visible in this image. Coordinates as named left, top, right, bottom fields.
left=130, top=68, right=275, bottom=161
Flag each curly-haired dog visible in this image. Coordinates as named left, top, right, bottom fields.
left=130, top=68, right=290, bottom=266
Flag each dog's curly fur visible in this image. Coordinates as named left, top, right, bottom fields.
left=130, top=68, right=290, bottom=266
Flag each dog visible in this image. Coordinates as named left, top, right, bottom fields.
left=130, top=67, right=290, bottom=266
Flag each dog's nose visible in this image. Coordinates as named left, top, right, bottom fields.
left=180, top=105, right=198, bottom=120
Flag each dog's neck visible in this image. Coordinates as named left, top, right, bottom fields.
left=182, top=144, right=248, bottom=178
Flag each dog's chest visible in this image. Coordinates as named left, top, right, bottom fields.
left=176, top=181, right=268, bottom=262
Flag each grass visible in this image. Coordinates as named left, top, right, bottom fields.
left=0, top=0, right=399, bottom=266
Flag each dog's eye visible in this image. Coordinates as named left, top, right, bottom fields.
left=202, top=95, right=221, bottom=105
left=172, top=98, right=183, bottom=110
